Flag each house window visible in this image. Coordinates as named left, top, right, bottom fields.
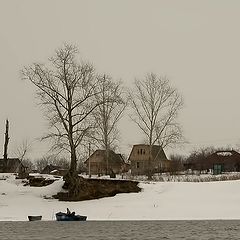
left=136, top=162, right=140, bottom=168
left=140, top=149, right=143, bottom=154
left=143, top=149, right=145, bottom=154
left=137, top=149, right=139, bottom=154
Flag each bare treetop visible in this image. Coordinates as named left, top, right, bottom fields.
left=129, top=73, right=183, bottom=148
left=93, top=74, right=126, bottom=150
left=22, top=44, right=102, bottom=175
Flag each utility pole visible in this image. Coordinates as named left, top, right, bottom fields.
left=88, top=143, right=91, bottom=178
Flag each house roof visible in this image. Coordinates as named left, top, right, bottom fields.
left=207, top=150, right=240, bottom=161
left=128, top=144, right=168, bottom=161
left=0, top=158, right=22, bottom=166
left=0, top=158, right=20, bottom=162
left=85, top=149, right=125, bottom=164
left=41, top=164, right=63, bottom=173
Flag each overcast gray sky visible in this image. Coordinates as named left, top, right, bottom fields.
left=1, top=0, right=240, bottom=159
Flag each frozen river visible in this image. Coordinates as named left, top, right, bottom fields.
left=0, top=220, right=240, bottom=240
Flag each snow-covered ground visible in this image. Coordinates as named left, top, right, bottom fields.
left=1, top=173, right=240, bottom=221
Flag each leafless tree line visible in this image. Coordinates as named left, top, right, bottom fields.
left=22, top=43, right=184, bottom=180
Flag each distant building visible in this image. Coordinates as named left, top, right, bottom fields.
left=207, top=150, right=240, bottom=174
left=41, top=164, right=67, bottom=175
left=0, top=158, right=27, bottom=173
left=84, top=150, right=127, bottom=175
left=128, top=144, right=170, bottom=175
left=184, top=150, right=240, bottom=174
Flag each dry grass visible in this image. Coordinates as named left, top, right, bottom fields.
left=122, top=172, right=240, bottom=182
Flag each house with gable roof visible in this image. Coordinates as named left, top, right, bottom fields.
left=128, top=144, right=170, bottom=175
left=84, top=149, right=128, bottom=175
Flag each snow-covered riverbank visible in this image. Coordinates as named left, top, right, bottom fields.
left=1, top=173, right=240, bottom=221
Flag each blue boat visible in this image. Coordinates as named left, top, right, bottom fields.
left=55, top=212, right=87, bottom=221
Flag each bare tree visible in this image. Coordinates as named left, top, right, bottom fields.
left=22, top=44, right=101, bottom=179
left=21, top=159, right=34, bottom=172
left=14, top=140, right=33, bottom=173
left=14, top=140, right=31, bottom=162
left=35, top=157, right=49, bottom=173
left=3, top=119, right=9, bottom=160
left=129, top=73, right=183, bottom=177
left=186, top=146, right=218, bottom=173
left=92, top=74, right=126, bottom=174
left=168, top=154, right=186, bottom=174
left=35, top=154, right=70, bottom=172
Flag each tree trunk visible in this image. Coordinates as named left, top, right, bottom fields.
left=106, top=148, right=109, bottom=175
left=68, top=111, right=77, bottom=176
left=65, top=144, right=79, bottom=197
left=3, top=119, right=9, bottom=160
left=3, top=119, right=9, bottom=172
left=69, top=145, right=77, bottom=175
left=147, top=145, right=153, bottom=180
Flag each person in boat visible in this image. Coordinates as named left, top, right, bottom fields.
left=66, top=208, right=71, bottom=215
left=66, top=208, right=76, bottom=216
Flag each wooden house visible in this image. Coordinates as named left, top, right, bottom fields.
left=207, top=150, right=240, bottom=174
left=0, top=158, right=27, bottom=173
left=128, top=144, right=170, bottom=175
left=184, top=150, right=240, bottom=174
left=84, top=150, right=127, bottom=175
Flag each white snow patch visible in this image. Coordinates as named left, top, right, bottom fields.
left=1, top=173, right=240, bottom=221
left=216, top=152, right=233, bottom=156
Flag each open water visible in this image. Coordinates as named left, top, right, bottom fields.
left=0, top=220, right=240, bottom=240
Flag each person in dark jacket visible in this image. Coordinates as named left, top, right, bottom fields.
left=66, top=208, right=71, bottom=215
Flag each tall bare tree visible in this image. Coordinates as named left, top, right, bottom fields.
left=2, top=119, right=10, bottom=173
left=93, top=74, right=126, bottom=173
left=22, top=44, right=101, bottom=178
left=3, top=119, right=9, bottom=160
left=129, top=73, right=183, bottom=176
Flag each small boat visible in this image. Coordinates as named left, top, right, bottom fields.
left=28, top=215, right=42, bottom=221
left=55, top=212, right=87, bottom=221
